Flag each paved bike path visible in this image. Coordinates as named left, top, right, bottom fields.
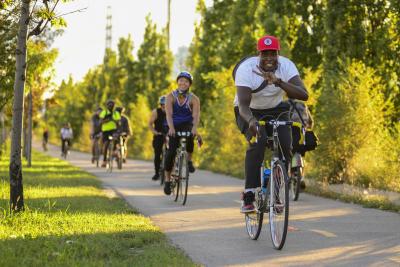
left=37, top=143, right=400, bottom=267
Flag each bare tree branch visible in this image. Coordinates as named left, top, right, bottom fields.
left=27, top=0, right=60, bottom=39
left=28, top=0, right=38, bottom=19
left=53, top=7, right=88, bottom=19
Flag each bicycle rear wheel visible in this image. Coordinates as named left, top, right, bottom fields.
left=117, top=146, right=123, bottom=170
left=178, top=152, right=189, bottom=205
left=289, top=166, right=302, bottom=201
left=269, top=160, right=289, bottom=250
left=94, top=140, right=100, bottom=167
left=245, top=190, right=264, bottom=240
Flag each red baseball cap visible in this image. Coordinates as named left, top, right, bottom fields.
left=257, top=35, right=280, bottom=51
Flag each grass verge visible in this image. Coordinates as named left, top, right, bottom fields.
left=0, top=149, right=196, bottom=266
left=305, top=183, right=400, bottom=213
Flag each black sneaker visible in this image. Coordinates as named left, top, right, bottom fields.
left=240, top=191, right=255, bottom=213
left=188, top=161, right=195, bottom=173
left=152, top=174, right=159, bottom=181
left=164, top=181, right=171, bottom=195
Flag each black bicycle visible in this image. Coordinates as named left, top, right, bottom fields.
left=244, top=113, right=291, bottom=250
left=93, top=133, right=102, bottom=167
left=159, top=136, right=167, bottom=186
left=61, top=139, right=70, bottom=159
left=289, top=122, right=305, bottom=201
left=106, top=134, right=118, bottom=173
left=170, top=131, right=190, bottom=205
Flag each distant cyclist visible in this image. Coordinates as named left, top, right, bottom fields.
left=148, top=95, right=167, bottom=181
left=90, top=107, right=102, bottom=163
left=290, top=100, right=314, bottom=156
left=115, top=106, right=132, bottom=163
left=99, top=100, right=121, bottom=167
left=42, top=127, right=49, bottom=151
left=163, top=71, right=201, bottom=195
left=60, top=123, right=73, bottom=156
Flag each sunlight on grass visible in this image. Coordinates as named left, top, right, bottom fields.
left=0, top=150, right=196, bottom=266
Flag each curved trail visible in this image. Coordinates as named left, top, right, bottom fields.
left=36, top=143, right=400, bottom=267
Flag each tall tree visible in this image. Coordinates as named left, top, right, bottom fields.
left=10, top=0, right=67, bottom=212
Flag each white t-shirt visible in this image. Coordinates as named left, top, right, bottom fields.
left=233, top=56, right=299, bottom=109
left=60, top=127, right=73, bottom=139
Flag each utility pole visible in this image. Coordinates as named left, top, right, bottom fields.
left=166, top=0, right=171, bottom=49
left=105, top=6, right=112, bottom=51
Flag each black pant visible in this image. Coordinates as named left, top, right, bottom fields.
left=153, top=134, right=164, bottom=174
left=102, top=130, right=116, bottom=161
left=234, top=103, right=292, bottom=189
left=61, top=138, right=71, bottom=154
left=164, top=123, right=194, bottom=172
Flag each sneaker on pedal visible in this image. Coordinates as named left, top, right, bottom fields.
left=101, top=161, right=107, bottom=168
left=152, top=174, right=159, bottom=181
left=164, top=181, right=171, bottom=195
left=91, top=157, right=95, bottom=164
left=274, top=199, right=284, bottom=214
left=188, top=161, right=195, bottom=173
left=240, top=191, right=255, bottom=213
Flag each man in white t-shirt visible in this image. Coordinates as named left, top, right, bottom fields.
left=234, top=35, right=309, bottom=213
left=60, top=122, right=73, bottom=156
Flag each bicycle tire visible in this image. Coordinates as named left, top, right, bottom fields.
left=290, top=166, right=302, bottom=201
left=94, top=140, right=100, bottom=167
left=117, top=146, right=123, bottom=170
left=159, top=148, right=166, bottom=186
left=269, top=160, right=289, bottom=250
left=179, top=152, right=189, bottom=205
left=107, top=143, right=113, bottom=173
left=245, top=190, right=264, bottom=240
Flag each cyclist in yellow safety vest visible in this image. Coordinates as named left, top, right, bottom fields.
left=99, top=99, right=121, bottom=167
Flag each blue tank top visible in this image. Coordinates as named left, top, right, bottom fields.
left=168, top=90, right=193, bottom=126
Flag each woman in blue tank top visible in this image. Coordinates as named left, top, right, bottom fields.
left=163, top=71, right=201, bottom=195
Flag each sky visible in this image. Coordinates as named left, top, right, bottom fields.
left=51, top=0, right=213, bottom=84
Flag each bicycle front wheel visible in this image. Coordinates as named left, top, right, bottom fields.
left=117, top=147, right=123, bottom=170
left=107, top=143, right=113, bottom=173
left=269, top=160, right=289, bottom=250
left=178, top=152, right=189, bottom=205
left=159, top=148, right=166, bottom=186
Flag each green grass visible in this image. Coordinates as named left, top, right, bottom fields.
left=305, top=183, right=400, bottom=213
left=0, top=150, right=196, bottom=266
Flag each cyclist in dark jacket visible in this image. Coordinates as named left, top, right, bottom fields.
left=115, top=106, right=131, bottom=163
left=149, top=96, right=167, bottom=181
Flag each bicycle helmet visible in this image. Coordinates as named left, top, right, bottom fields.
left=159, top=96, right=166, bottom=105
left=176, top=71, right=193, bottom=84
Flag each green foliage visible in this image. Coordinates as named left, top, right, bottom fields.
left=314, top=61, right=391, bottom=185
left=0, top=149, right=195, bottom=266
left=194, top=68, right=247, bottom=177
left=128, top=95, right=153, bottom=160
left=136, top=15, right=173, bottom=108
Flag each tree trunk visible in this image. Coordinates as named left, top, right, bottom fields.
left=10, top=0, right=30, bottom=212
left=0, top=110, right=4, bottom=157
left=166, top=0, right=171, bottom=49
left=27, top=91, right=32, bottom=167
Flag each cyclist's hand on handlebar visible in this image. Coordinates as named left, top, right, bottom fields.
left=248, top=119, right=260, bottom=143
